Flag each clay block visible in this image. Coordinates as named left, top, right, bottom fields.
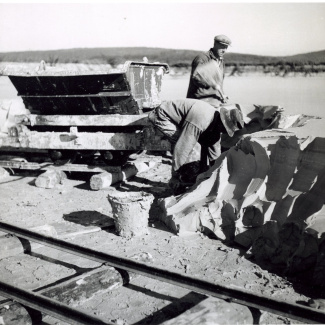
left=0, top=167, right=9, bottom=179
left=35, top=169, right=67, bottom=189
left=90, top=171, right=121, bottom=190
left=0, top=303, right=33, bottom=325
left=0, top=235, right=25, bottom=260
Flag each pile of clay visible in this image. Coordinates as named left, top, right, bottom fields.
left=159, top=104, right=325, bottom=284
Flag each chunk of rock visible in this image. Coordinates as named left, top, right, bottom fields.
left=35, top=169, right=67, bottom=189
left=0, top=303, right=33, bottom=325
left=0, top=167, right=9, bottom=179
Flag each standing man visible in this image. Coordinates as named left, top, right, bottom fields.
left=148, top=99, right=244, bottom=194
left=187, top=34, right=232, bottom=109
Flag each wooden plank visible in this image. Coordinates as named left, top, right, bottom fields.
left=0, top=155, right=160, bottom=173
left=0, top=160, right=43, bottom=170
left=15, top=114, right=149, bottom=126
left=0, top=129, right=171, bottom=151
left=0, top=160, right=121, bottom=173
left=40, top=265, right=124, bottom=305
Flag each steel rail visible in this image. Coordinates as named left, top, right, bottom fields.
left=0, top=281, right=115, bottom=325
left=1, top=220, right=324, bottom=324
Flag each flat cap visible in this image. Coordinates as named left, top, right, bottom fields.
left=214, top=34, right=232, bottom=46
left=220, top=106, right=244, bottom=137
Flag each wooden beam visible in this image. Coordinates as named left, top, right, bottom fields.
left=0, top=130, right=171, bottom=151
left=40, top=265, right=125, bottom=305
left=90, top=161, right=157, bottom=190
left=15, top=114, right=149, bottom=126
left=0, top=161, right=121, bottom=173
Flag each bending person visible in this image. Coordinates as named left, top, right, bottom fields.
left=148, top=99, right=244, bottom=194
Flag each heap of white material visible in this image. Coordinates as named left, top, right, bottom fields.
left=159, top=107, right=325, bottom=284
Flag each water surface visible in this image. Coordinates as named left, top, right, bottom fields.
left=161, top=74, right=325, bottom=117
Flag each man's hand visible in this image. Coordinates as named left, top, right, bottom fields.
left=169, top=176, right=191, bottom=195
left=212, top=83, right=229, bottom=104
left=168, top=176, right=182, bottom=192
left=221, top=95, right=229, bottom=104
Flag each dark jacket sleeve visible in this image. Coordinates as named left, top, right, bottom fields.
left=207, top=139, right=222, bottom=161
left=190, top=55, right=215, bottom=89
left=198, top=111, right=222, bottom=162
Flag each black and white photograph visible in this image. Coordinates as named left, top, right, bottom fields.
left=0, top=1, right=325, bottom=324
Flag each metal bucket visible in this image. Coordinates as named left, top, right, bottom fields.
left=108, top=191, right=154, bottom=238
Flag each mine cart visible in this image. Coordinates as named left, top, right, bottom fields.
left=0, top=61, right=171, bottom=168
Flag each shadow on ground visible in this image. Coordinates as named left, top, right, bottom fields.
left=63, top=211, right=114, bottom=230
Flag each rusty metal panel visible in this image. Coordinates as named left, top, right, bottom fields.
left=8, top=73, right=138, bottom=115
left=9, top=73, right=129, bottom=96
left=7, top=62, right=169, bottom=115
left=19, top=95, right=139, bottom=115
left=125, top=62, right=168, bottom=110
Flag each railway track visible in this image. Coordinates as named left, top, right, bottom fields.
left=0, top=221, right=325, bottom=324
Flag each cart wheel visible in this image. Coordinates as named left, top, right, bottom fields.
left=100, top=150, right=132, bottom=166
left=49, top=150, right=77, bottom=165
left=74, top=150, right=98, bottom=164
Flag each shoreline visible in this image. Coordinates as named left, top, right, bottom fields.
left=1, top=62, right=325, bottom=79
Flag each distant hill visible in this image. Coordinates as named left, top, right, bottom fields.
left=0, top=47, right=324, bottom=66
left=284, top=50, right=325, bottom=64
left=224, top=50, right=325, bottom=65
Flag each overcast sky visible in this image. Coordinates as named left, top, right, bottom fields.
left=0, top=1, right=324, bottom=56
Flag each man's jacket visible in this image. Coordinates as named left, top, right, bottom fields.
left=186, top=49, right=225, bottom=104
left=154, top=99, right=222, bottom=174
